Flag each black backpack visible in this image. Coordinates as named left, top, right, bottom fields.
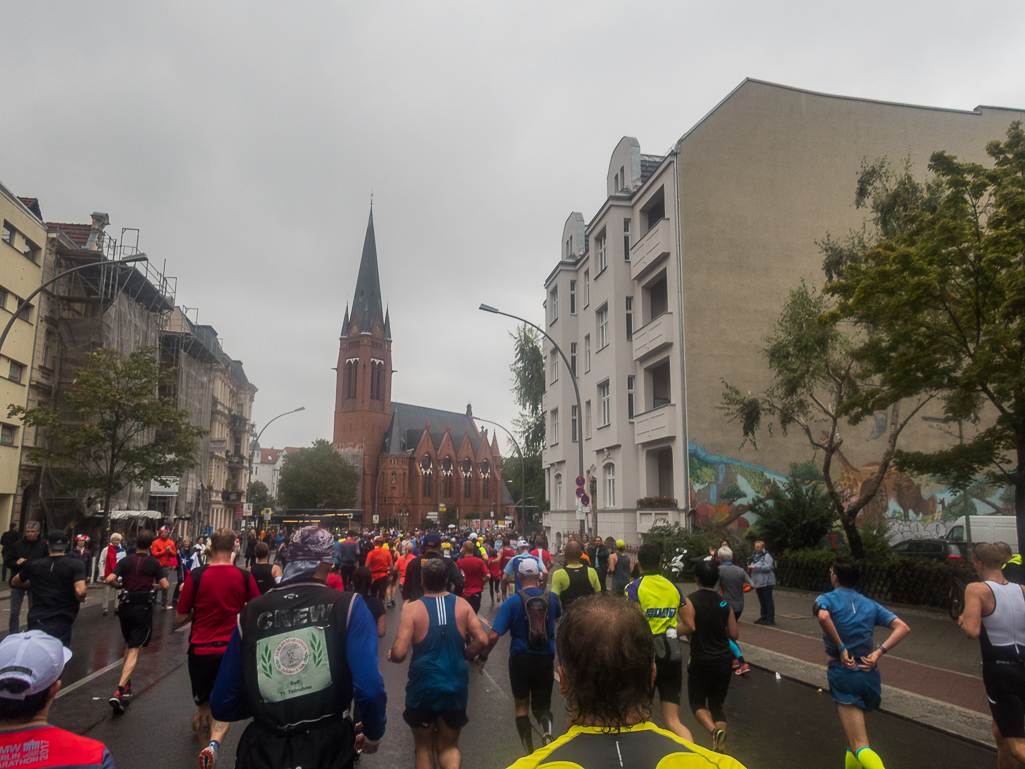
left=517, top=590, right=552, bottom=651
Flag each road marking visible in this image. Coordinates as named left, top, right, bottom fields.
left=55, top=660, right=122, bottom=699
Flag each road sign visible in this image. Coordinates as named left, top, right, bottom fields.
left=575, top=476, right=586, bottom=487
left=372, top=514, right=379, bottom=523
left=575, top=486, right=585, bottom=499
left=575, top=508, right=586, bottom=520
left=439, top=503, right=447, bottom=513
left=234, top=507, right=243, bottom=519
left=243, top=503, right=253, bottom=513
left=580, top=493, right=590, bottom=507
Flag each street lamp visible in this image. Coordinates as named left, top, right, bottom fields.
left=474, top=417, right=526, bottom=529
left=0, top=255, right=149, bottom=355
left=479, top=303, right=587, bottom=540
left=248, top=406, right=305, bottom=519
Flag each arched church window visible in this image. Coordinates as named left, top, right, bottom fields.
left=370, top=362, right=378, bottom=401
left=442, top=457, right=453, bottom=498
left=481, top=461, right=491, bottom=499
left=421, top=455, right=432, bottom=498
left=376, top=361, right=384, bottom=400
left=390, top=471, right=397, bottom=488
left=462, top=458, right=473, bottom=498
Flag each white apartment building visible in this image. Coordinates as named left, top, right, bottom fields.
left=542, top=79, right=1025, bottom=547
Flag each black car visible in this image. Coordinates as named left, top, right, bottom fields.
left=890, top=538, right=967, bottom=563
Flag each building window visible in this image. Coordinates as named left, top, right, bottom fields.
left=462, top=458, right=473, bottom=497
left=391, top=471, right=397, bottom=488
left=549, top=286, right=559, bottom=324
left=569, top=280, right=577, bottom=314
left=42, top=329, right=56, bottom=369
left=0, top=423, right=16, bottom=446
left=421, top=455, right=433, bottom=497
left=21, top=238, right=39, bottom=263
left=442, top=456, right=453, bottom=498
left=570, top=343, right=577, bottom=376
left=614, top=172, right=619, bottom=191
left=628, top=375, right=635, bottom=420
left=1, top=222, right=12, bottom=246
left=604, top=462, right=616, bottom=508
left=370, top=361, right=378, bottom=400
left=624, top=218, right=631, bottom=261
left=345, top=359, right=358, bottom=399
left=8, top=360, right=24, bottom=384
left=583, top=270, right=590, bottom=307
left=571, top=405, right=578, bottom=442
left=596, top=231, right=607, bottom=273
left=585, top=401, right=592, bottom=439
left=584, top=335, right=591, bottom=372
left=554, top=473, right=563, bottom=509
left=549, top=351, right=558, bottom=385
left=620, top=166, right=625, bottom=190
left=597, top=305, right=609, bottom=350
left=599, top=381, right=611, bottom=427
left=0, top=287, right=7, bottom=312
left=626, top=297, right=633, bottom=340
left=376, top=361, right=385, bottom=400
left=642, top=187, right=666, bottom=232
left=550, top=408, right=559, bottom=446
left=481, top=461, right=491, bottom=499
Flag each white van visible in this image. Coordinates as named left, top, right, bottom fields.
left=944, top=515, right=1018, bottom=554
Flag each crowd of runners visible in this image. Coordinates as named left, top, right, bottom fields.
left=0, top=521, right=1024, bottom=769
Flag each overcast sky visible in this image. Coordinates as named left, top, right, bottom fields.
left=2, top=1, right=1023, bottom=455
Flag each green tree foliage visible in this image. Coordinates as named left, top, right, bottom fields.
left=8, top=347, right=207, bottom=535
left=752, top=478, right=836, bottom=553
left=276, top=439, right=359, bottom=509
left=790, top=460, right=824, bottom=483
left=501, top=453, right=548, bottom=525
left=247, top=480, right=275, bottom=513
left=721, top=283, right=931, bottom=557
left=509, top=325, right=546, bottom=456
left=824, top=122, right=1025, bottom=549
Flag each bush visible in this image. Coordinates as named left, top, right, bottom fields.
left=637, top=496, right=678, bottom=509
left=643, top=522, right=751, bottom=578
left=751, top=478, right=835, bottom=553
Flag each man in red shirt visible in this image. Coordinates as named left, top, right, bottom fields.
left=366, top=538, right=393, bottom=602
left=150, top=527, right=178, bottom=610
left=456, top=541, right=489, bottom=614
left=499, top=541, right=516, bottom=600
left=176, top=528, right=259, bottom=769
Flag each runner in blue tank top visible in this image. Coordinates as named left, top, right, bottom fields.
left=389, top=557, right=488, bottom=768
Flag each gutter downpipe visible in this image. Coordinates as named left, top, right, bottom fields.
left=672, top=147, right=692, bottom=532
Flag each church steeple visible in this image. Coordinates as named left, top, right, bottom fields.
left=341, top=304, right=350, bottom=338
left=351, top=208, right=384, bottom=334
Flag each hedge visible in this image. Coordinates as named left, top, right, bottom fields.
left=775, top=550, right=975, bottom=608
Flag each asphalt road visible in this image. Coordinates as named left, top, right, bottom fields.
left=21, top=582, right=998, bottom=768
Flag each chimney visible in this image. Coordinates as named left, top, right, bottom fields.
left=87, top=212, right=109, bottom=251
left=466, top=403, right=473, bottom=417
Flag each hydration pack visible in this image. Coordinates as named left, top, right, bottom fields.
left=517, top=590, right=551, bottom=651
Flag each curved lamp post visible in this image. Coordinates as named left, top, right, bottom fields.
left=474, top=416, right=526, bottom=528
left=479, top=303, right=587, bottom=540
left=248, top=407, right=305, bottom=521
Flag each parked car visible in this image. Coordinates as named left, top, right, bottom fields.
left=890, top=538, right=967, bottom=563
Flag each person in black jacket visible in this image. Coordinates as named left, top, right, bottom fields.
left=401, top=531, right=464, bottom=601
left=1, top=524, right=21, bottom=583
left=8, top=522, right=48, bottom=634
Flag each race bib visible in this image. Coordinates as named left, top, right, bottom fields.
left=256, top=626, right=333, bottom=703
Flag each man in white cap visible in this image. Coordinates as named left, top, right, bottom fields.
left=0, top=631, right=116, bottom=768
left=479, top=558, right=562, bottom=755
left=502, top=540, right=547, bottom=593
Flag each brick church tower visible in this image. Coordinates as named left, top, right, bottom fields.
left=333, top=207, right=393, bottom=516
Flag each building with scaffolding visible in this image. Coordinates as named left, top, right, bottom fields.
left=0, top=187, right=46, bottom=533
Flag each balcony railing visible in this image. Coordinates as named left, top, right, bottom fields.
left=630, top=217, right=671, bottom=282
left=229, top=413, right=249, bottom=429
left=632, top=312, right=673, bottom=361
left=633, top=402, right=677, bottom=445
left=222, top=490, right=243, bottom=503
left=226, top=452, right=246, bottom=467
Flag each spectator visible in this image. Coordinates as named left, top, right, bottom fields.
left=1, top=524, right=21, bottom=583
left=8, top=523, right=48, bottom=635
left=748, top=540, right=776, bottom=625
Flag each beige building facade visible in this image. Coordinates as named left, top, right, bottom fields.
left=542, top=79, right=1025, bottom=546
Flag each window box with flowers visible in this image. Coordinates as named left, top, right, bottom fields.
left=637, top=496, right=678, bottom=509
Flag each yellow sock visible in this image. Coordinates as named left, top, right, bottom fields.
left=845, top=748, right=861, bottom=769
left=855, top=747, right=884, bottom=769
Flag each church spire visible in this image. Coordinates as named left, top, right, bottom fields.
left=383, top=306, right=391, bottom=340
left=351, top=207, right=384, bottom=334
left=341, top=304, right=350, bottom=337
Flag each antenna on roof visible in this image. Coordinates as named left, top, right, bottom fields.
left=370, top=189, right=373, bottom=209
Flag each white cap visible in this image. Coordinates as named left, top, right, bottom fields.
left=517, top=558, right=540, bottom=576
left=0, top=631, right=71, bottom=700
left=516, top=539, right=529, bottom=549
left=469, top=533, right=478, bottom=540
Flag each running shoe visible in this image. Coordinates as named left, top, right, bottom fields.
left=735, top=663, right=751, bottom=676
left=198, top=743, right=218, bottom=769
left=122, top=681, right=132, bottom=699
left=542, top=732, right=555, bottom=747
left=731, top=659, right=740, bottom=670
left=712, top=728, right=727, bottom=753
left=109, top=687, right=126, bottom=714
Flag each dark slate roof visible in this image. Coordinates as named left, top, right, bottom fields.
left=350, top=208, right=384, bottom=334
left=640, top=154, right=665, bottom=185
left=383, top=307, right=391, bottom=340
left=230, top=360, right=251, bottom=387
left=194, top=325, right=223, bottom=356
left=381, top=402, right=483, bottom=455
left=17, top=198, right=42, bottom=220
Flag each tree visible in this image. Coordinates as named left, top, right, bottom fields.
left=276, top=439, right=359, bottom=510
left=752, top=478, right=835, bottom=553
left=509, top=325, right=545, bottom=456
left=721, top=283, right=932, bottom=557
left=501, top=453, right=548, bottom=524
left=8, top=347, right=207, bottom=536
left=824, top=121, right=1025, bottom=550
left=247, top=480, right=275, bottom=513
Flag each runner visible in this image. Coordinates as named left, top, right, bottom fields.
left=386, top=543, right=401, bottom=608
left=350, top=566, right=387, bottom=638
left=590, top=537, right=609, bottom=593
left=402, top=532, right=464, bottom=602
left=480, top=559, right=562, bottom=755
left=150, top=527, right=178, bottom=610
left=247, top=541, right=280, bottom=595
left=11, top=530, right=87, bottom=647
left=367, top=537, right=393, bottom=601
left=503, top=594, right=747, bottom=769
left=815, top=557, right=910, bottom=769
left=487, top=545, right=502, bottom=604
left=959, top=542, right=1025, bottom=768
left=455, top=541, right=489, bottom=615
left=679, top=559, right=736, bottom=752
left=499, top=539, right=516, bottom=600
left=0, top=631, right=117, bottom=769
left=530, top=541, right=553, bottom=572
left=626, top=543, right=693, bottom=743
left=550, top=541, right=600, bottom=610
left=607, top=539, right=632, bottom=596
left=104, top=529, right=169, bottom=714
left=397, top=542, right=416, bottom=596
left=716, top=546, right=754, bottom=676
left=388, top=558, right=487, bottom=769
left=503, top=540, right=547, bottom=594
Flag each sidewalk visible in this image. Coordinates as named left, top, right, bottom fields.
left=734, top=586, right=993, bottom=747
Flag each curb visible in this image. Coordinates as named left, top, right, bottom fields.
left=739, top=643, right=995, bottom=750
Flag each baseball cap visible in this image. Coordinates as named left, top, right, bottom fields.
left=517, top=558, right=540, bottom=576
left=469, top=533, right=478, bottom=540
left=423, top=531, right=442, bottom=547
left=617, top=539, right=626, bottom=549
left=516, top=539, right=529, bottom=549
left=0, top=631, right=72, bottom=700
left=47, top=530, right=70, bottom=552
left=159, top=526, right=170, bottom=532
left=441, top=541, right=452, bottom=549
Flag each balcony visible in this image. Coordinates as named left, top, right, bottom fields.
left=226, top=452, right=246, bottom=467
left=632, top=312, right=673, bottom=361
left=222, top=490, right=243, bottom=503
left=229, top=413, right=249, bottom=430
left=633, top=403, right=677, bottom=445
left=630, top=217, right=671, bottom=282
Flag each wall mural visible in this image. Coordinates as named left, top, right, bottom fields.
left=687, top=443, right=1015, bottom=540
